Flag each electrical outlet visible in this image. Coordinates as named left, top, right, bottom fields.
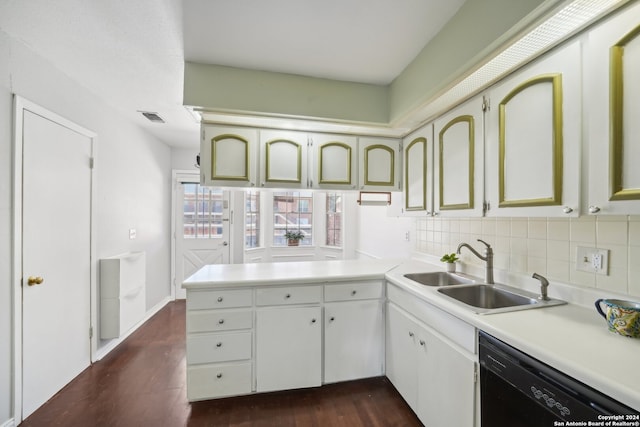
left=576, top=246, right=609, bottom=275
left=129, top=228, right=137, bottom=240
left=405, top=231, right=410, bottom=242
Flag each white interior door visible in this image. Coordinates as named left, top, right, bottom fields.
left=174, top=180, right=230, bottom=299
left=20, top=105, right=93, bottom=419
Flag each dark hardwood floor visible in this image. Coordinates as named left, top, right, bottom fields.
left=21, top=301, right=422, bottom=427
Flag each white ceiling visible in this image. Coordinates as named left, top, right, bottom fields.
left=0, top=0, right=466, bottom=148
left=184, top=0, right=466, bottom=85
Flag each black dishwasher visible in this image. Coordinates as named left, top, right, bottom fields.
left=479, top=331, right=639, bottom=425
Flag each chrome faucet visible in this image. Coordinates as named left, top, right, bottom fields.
left=456, top=239, right=494, bottom=284
left=532, top=273, right=550, bottom=301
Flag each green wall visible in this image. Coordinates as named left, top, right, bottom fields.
left=184, top=63, right=389, bottom=123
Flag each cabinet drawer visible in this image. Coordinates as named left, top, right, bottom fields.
left=324, top=281, right=383, bottom=302
left=187, top=331, right=252, bottom=364
left=256, top=285, right=322, bottom=306
left=187, top=289, right=252, bottom=310
left=187, top=362, right=252, bottom=401
left=187, top=309, right=252, bottom=333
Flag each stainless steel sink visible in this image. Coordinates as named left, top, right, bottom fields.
left=437, top=283, right=566, bottom=314
left=403, top=271, right=477, bottom=287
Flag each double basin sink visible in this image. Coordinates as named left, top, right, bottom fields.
left=403, top=272, right=566, bottom=314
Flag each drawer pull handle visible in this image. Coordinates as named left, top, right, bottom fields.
left=285, top=293, right=291, bottom=299
left=216, top=373, right=222, bottom=379
left=216, top=342, right=222, bottom=348
left=419, top=340, right=425, bottom=346
left=217, top=296, right=223, bottom=302
left=409, top=332, right=414, bottom=337
left=351, top=290, right=357, bottom=296
left=218, top=319, right=225, bottom=324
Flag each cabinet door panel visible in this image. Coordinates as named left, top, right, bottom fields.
left=358, top=137, right=401, bottom=191
left=434, top=97, right=484, bottom=217
left=485, top=40, right=581, bottom=217
left=587, top=2, right=640, bottom=214
left=310, top=133, right=357, bottom=189
left=385, top=303, right=418, bottom=408
left=260, top=130, right=308, bottom=188
left=417, top=328, right=476, bottom=427
left=402, top=123, right=432, bottom=215
left=501, top=76, right=559, bottom=205
left=201, top=126, right=258, bottom=187
left=256, top=306, right=321, bottom=392
left=325, top=300, right=383, bottom=383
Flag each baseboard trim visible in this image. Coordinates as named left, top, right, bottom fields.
left=1, top=417, right=15, bottom=427
left=95, top=296, right=171, bottom=361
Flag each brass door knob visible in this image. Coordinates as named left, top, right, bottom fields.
left=27, top=276, right=44, bottom=286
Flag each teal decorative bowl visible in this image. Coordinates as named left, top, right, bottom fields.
left=595, top=299, right=640, bottom=338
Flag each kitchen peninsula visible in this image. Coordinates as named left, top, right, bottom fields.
left=183, top=258, right=640, bottom=424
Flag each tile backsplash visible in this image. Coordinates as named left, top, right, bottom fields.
left=415, top=215, right=640, bottom=298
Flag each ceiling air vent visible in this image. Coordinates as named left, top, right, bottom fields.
left=139, top=111, right=165, bottom=123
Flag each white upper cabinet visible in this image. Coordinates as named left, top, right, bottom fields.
left=433, top=96, right=484, bottom=217
left=200, top=126, right=258, bottom=188
left=485, top=40, right=582, bottom=217
left=259, top=130, right=308, bottom=189
left=585, top=2, right=640, bottom=215
left=402, top=123, right=433, bottom=216
left=309, top=133, right=358, bottom=190
left=358, top=137, right=402, bottom=191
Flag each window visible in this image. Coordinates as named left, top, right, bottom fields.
left=326, top=193, right=342, bottom=247
left=273, top=191, right=313, bottom=246
left=182, top=184, right=223, bottom=238
left=245, top=190, right=260, bottom=248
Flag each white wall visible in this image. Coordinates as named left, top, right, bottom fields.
left=355, top=195, right=414, bottom=260
left=0, top=29, right=172, bottom=424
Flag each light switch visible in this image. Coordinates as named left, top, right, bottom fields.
left=129, top=228, right=137, bottom=240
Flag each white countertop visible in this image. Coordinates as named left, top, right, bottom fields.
left=182, top=258, right=402, bottom=289
left=183, top=258, right=640, bottom=411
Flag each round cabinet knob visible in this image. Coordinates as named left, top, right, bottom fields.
left=329, top=316, right=335, bottom=322
left=216, top=373, right=223, bottom=379
left=419, top=340, right=425, bottom=346
left=218, top=319, right=225, bottom=324
left=562, top=206, right=573, bottom=214
left=409, top=332, right=414, bottom=337
left=589, top=206, right=601, bottom=214
left=217, top=296, right=223, bottom=302
left=351, top=290, right=357, bottom=296
left=311, top=318, right=317, bottom=324
left=285, top=294, right=291, bottom=299
left=27, top=276, right=44, bottom=286
left=216, top=342, right=222, bottom=348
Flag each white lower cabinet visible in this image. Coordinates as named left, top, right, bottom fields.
left=386, top=303, right=420, bottom=407
left=416, top=321, right=476, bottom=427
left=325, top=299, right=383, bottom=383
left=386, top=284, right=477, bottom=427
left=256, top=305, right=322, bottom=392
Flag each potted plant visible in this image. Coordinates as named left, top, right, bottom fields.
left=285, top=230, right=304, bottom=246
left=440, top=253, right=459, bottom=272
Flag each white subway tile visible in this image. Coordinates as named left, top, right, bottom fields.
left=528, top=218, right=547, bottom=240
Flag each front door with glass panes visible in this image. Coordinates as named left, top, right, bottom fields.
left=175, top=181, right=230, bottom=299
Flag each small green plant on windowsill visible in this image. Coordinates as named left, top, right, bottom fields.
left=285, top=231, right=305, bottom=246
left=440, top=253, right=459, bottom=272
